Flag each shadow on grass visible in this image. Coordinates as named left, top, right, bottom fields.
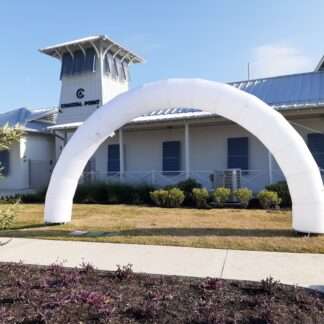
left=0, top=227, right=300, bottom=239
left=10, top=223, right=57, bottom=230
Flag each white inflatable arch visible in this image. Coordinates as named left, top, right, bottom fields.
left=45, top=79, right=324, bottom=233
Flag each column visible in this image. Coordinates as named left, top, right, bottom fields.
left=268, top=150, right=273, bottom=185
left=185, top=123, right=190, bottom=179
left=119, top=128, right=124, bottom=181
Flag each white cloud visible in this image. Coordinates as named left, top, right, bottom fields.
left=250, top=44, right=315, bottom=79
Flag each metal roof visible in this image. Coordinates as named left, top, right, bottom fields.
left=39, top=35, right=144, bottom=64
left=0, top=107, right=58, bottom=132
left=230, top=71, right=324, bottom=109
left=48, top=71, right=324, bottom=130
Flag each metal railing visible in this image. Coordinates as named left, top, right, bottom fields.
left=80, top=168, right=287, bottom=191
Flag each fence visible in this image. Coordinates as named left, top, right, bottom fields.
left=80, top=168, right=289, bottom=192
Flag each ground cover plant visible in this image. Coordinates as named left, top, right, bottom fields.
left=0, top=262, right=323, bottom=323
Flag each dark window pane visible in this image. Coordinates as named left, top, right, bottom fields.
left=60, top=53, right=73, bottom=78
left=308, top=133, right=324, bottom=168
left=104, top=54, right=110, bottom=74
left=0, top=150, right=9, bottom=176
left=84, top=48, right=97, bottom=72
left=108, top=144, right=120, bottom=172
left=227, top=137, right=248, bottom=170
left=73, top=50, right=85, bottom=74
left=163, top=141, right=180, bottom=173
left=122, top=61, right=128, bottom=80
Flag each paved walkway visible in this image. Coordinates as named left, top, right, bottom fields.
left=0, top=237, right=323, bottom=291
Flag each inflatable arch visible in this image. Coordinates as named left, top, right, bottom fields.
left=45, top=79, right=324, bottom=233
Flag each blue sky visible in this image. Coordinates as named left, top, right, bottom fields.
left=0, top=0, right=323, bottom=111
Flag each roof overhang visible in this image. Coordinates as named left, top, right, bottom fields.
left=39, top=35, right=144, bottom=64
left=47, top=104, right=324, bottom=132
left=315, top=55, right=324, bottom=72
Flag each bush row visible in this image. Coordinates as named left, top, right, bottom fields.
left=15, top=178, right=290, bottom=209
left=150, top=184, right=281, bottom=209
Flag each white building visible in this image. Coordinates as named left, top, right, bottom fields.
left=1, top=35, right=324, bottom=194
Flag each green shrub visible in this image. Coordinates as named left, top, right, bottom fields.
left=73, top=182, right=155, bottom=205
left=0, top=199, right=20, bottom=230
left=233, top=188, right=253, bottom=208
left=176, top=178, right=202, bottom=206
left=150, top=189, right=168, bottom=207
left=266, top=181, right=291, bottom=208
left=211, top=187, right=231, bottom=207
left=192, top=188, right=209, bottom=208
left=257, top=190, right=281, bottom=209
left=150, top=187, right=185, bottom=208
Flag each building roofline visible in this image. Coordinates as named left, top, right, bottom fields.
left=315, top=55, right=324, bottom=72
left=229, top=70, right=324, bottom=85
left=48, top=103, right=324, bottom=131
left=39, top=35, right=144, bottom=64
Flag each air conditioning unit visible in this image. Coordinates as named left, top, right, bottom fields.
left=223, top=169, right=241, bottom=191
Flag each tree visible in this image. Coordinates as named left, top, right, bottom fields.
left=0, top=124, right=24, bottom=150
left=0, top=124, right=24, bottom=231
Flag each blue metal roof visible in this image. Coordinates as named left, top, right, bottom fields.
left=230, top=71, right=324, bottom=109
left=142, top=72, right=324, bottom=119
left=0, top=107, right=57, bottom=131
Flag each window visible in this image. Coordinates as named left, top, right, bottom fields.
left=72, top=50, right=84, bottom=74
left=84, top=48, right=97, bottom=73
left=122, top=61, right=128, bottom=81
left=227, top=137, right=249, bottom=170
left=0, top=150, right=9, bottom=176
left=113, top=57, right=119, bottom=79
left=107, top=53, right=116, bottom=78
left=308, top=133, right=324, bottom=168
left=108, top=144, right=120, bottom=173
left=163, top=141, right=181, bottom=175
left=104, top=53, right=111, bottom=74
left=60, top=53, right=73, bottom=78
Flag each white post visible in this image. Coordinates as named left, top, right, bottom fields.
left=268, top=150, right=273, bottom=185
left=119, top=128, right=124, bottom=181
left=99, top=44, right=105, bottom=106
left=185, top=123, right=190, bottom=179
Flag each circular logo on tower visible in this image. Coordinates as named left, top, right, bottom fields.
left=76, top=88, right=85, bottom=99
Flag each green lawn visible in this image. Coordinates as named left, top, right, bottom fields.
left=1, top=203, right=323, bottom=253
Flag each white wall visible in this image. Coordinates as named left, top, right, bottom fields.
left=0, top=133, right=55, bottom=191
left=57, top=115, right=324, bottom=191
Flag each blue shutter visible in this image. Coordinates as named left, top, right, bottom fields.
left=0, top=150, right=9, bottom=176
left=73, top=50, right=85, bottom=74
left=60, top=53, right=73, bottom=78
left=163, top=141, right=180, bottom=175
left=84, top=48, right=97, bottom=72
left=308, top=133, right=324, bottom=168
left=108, top=144, right=120, bottom=173
left=227, top=137, right=249, bottom=170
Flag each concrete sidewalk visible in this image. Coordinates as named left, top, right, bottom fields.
left=0, top=237, right=323, bottom=291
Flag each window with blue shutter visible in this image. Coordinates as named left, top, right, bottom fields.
left=0, top=150, right=9, bottom=176
left=60, top=53, right=73, bottom=78
left=108, top=144, right=120, bottom=173
left=72, top=50, right=85, bottom=74
left=308, top=133, right=324, bottom=168
left=163, top=141, right=181, bottom=175
left=227, top=137, right=249, bottom=170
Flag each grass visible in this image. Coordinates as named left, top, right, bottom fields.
left=1, top=203, right=324, bottom=253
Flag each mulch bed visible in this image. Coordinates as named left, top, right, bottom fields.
left=0, top=262, right=323, bottom=323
